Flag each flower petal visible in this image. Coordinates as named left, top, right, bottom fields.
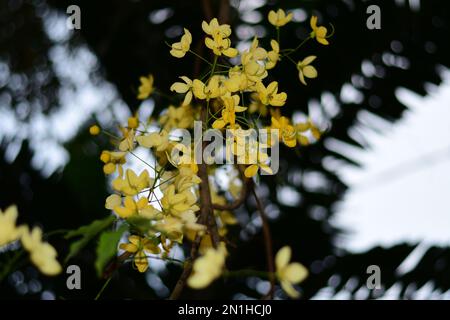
left=275, top=246, right=291, bottom=270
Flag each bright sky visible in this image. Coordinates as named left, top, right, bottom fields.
left=331, top=70, right=450, bottom=253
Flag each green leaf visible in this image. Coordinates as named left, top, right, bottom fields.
left=95, top=224, right=127, bottom=277
left=64, top=215, right=116, bottom=263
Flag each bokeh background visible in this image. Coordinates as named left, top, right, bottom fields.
left=1, top=0, right=450, bottom=299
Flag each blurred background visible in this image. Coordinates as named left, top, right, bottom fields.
left=1, top=0, right=450, bottom=299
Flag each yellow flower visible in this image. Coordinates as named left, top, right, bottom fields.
left=244, top=150, right=273, bottom=178
left=118, top=126, right=136, bottom=152
left=212, top=95, right=247, bottom=130
left=175, top=166, right=201, bottom=190
left=161, top=185, right=199, bottom=216
left=241, top=38, right=268, bottom=83
left=100, top=151, right=126, bottom=175
left=268, top=9, right=293, bottom=27
left=170, top=28, right=192, bottom=58
left=270, top=116, right=297, bottom=147
left=202, top=18, right=236, bottom=57
left=295, top=118, right=322, bottom=145
left=137, top=74, right=154, bottom=100
left=202, top=18, right=231, bottom=38
left=310, top=16, right=329, bottom=45
left=158, top=216, right=184, bottom=242
left=136, top=130, right=171, bottom=152
left=0, top=205, right=22, bottom=246
left=105, top=194, right=122, bottom=210
left=188, top=242, right=227, bottom=289
left=21, top=226, right=62, bottom=276
left=275, top=246, right=308, bottom=298
left=119, top=235, right=160, bottom=273
left=297, top=56, right=318, bottom=85
left=256, top=81, right=287, bottom=107
left=248, top=93, right=268, bottom=116
left=225, top=67, right=248, bottom=93
left=205, top=33, right=238, bottom=58
left=266, top=40, right=280, bottom=70
left=89, top=125, right=101, bottom=136
left=192, top=76, right=224, bottom=100
left=170, top=76, right=193, bottom=106
left=106, top=195, right=160, bottom=219
left=159, top=104, right=195, bottom=131
left=112, top=169, right=151, bottom=196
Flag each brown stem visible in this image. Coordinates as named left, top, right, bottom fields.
left=201, top=0, right=214, bottom=21
left=102, top=251, right=133, bottom=279
left=219, top=0, right=230, bottom=24
left=168, top=259, right=193, bottom=300
left=169, top=0, right=228, bottom=300
left=169, top=210, right=206, bottom=300
left=198, top=106, right=221, bottom=247
left=251, top=183, right=275, bottom=299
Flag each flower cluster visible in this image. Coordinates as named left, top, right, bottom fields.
left=90, top=8, right=331, bottom=299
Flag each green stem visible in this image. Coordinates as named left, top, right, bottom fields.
left=285, top=55, right=298, bottom=67
left=189, top=50, right=212, bottom=66
left=45, top=229, right=69, bottom=237
left=129, top=151, right=157, bottom=172
left=276, top=27, right=280, bottom=46
left=102, top=130, right=121, bottom=141
left=95, top=277, right=113, bottom=300
left=154, top=89, right=177, bottom=102
left=211, top=55, right=218, bottom=76
left=283, top=37, right=310, bottom=57
left=0, top=249, right=25, bottom=283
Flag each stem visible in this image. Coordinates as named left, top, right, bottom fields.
left=198, top=105, right=221, bottom=247
left=0, top=249, right=25, bottom=283
left=285, top=55, right=298, bottom=67
left=129, top=151, right=157, bottom=172
left=276, top=27, right=280, bottom=46
left=169, top=0, right=217, bottom=298
left=189, top=50, right=212, bottom=66
left=95, top=277, right=113, bottom=300
left=168, top=259, right=193, bottom=300
left=283, top=37, right=310, bottom=57
left=223, top=269, right=271, bottom=279
left=251, top=184, right=275, bottom=299
left=102, top=130, right=121, bottom=141
left=210, top=55, right=218, bottom=77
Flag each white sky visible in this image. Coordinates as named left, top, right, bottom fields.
left=331, top=70, right=450, bottom=252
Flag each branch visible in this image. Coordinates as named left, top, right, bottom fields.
left=168, top=259, right=193, bottom=300
left=201, top=0, right=214, bottom=21
left=251, top=183, right=275, bottom=299
left=198, top=106, right=221, bottom=247
left=219, top=0, right=230, bottom=24
left=169, top=0, right=228, bottom=300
